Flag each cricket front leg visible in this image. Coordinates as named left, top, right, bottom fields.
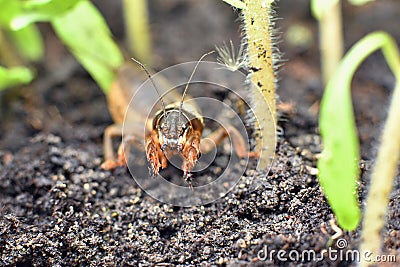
left=200, top=125, right=259, bottom=158
left=181, top=130, right=202, bottom=180
left=145, top=130, right=167, bottom=175
left=101, top=124, right=138, bottom=170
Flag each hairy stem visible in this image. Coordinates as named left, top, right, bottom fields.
left=242, top=0, right=277, bottom=170
left=242, top=0, right=276, bottom=118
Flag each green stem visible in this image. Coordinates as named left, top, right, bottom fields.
left=319, top=0, right=343, bottom=84
left=0, top=29, right=23, bottom=67
left=123, top=0, right=152, bottom=65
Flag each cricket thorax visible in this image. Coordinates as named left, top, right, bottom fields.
left=154, top=109, right=191, bottom=151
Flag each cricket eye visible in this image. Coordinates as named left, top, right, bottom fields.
left=178, top=124, right=186, bottom=134
left=161, top=122, right=168, bottom=133
left=161, top=143, right=167, bottom=151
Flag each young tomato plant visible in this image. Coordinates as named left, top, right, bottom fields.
left=0, top=0, right=43, bottom=90
left=0, top=0, right=44, bottom=64
left=0, top=66, right=34, bottom=90
left=318, top=31, right=400, bottom=263
left=1, top=0, right=159, bottom=95
left=10, top=0, right=123, bottom=93
left=0, top=0, right=125, bottom=93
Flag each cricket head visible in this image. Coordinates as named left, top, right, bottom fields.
left=156, top=109, right=190, bottom=151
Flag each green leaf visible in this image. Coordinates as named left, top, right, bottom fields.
left=10, top=0, right=83, bottom=30
left=0, top=0, right=44, bottom=62
left=0, top=66, right=34, bottom=90
left=51, top=0, right=123, bottom=93
left=7, top=24, right=44, bottom=62
left=0, top=0, right=20, bottom=28
left=318, top=31, right=400, bottom=230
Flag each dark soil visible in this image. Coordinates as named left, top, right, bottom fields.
left=1, top=0, right=399, bottom=266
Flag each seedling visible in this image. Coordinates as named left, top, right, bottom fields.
left=0, top=0, right=161, bottom=94
left=0, top=0, right=43, bottom=90
left=0, top=0, right=124, bottom=93
left=0, top=66, right=34, bottom=90
left=50, top=1, right=123, bottom=93
left=318, top=31, right=400, bottom=262
left=0, top=0, right=44, bottom=63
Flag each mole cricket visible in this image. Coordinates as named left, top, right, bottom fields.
left=101, top=52, right=259, bottom=182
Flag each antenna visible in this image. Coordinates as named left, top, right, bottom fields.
left=131, top=58, right=167, bottom=119
left=178, top=51, right=214, bottom=125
